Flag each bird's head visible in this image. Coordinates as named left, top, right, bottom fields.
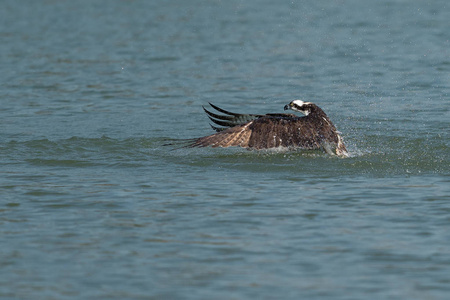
left=284, top=100, right=315, bottom=116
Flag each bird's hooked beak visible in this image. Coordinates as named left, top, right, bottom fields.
left=284, top=102, right=292, bottom=111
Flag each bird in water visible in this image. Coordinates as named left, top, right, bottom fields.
left=186, top=100, right=349, bottom=157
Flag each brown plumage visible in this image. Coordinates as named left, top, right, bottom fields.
left=188, top=100, right=348, bottom=157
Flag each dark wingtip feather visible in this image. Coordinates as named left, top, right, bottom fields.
left=206, top=117, right=236, bottom=128
left=208, top=103, right=242, bottom=116
left=204, top=106, right=235, bottom=121
left=210, top=124, right=226, bottom=132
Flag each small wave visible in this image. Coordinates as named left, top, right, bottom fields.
left=3, top=136, right=165, bottom=168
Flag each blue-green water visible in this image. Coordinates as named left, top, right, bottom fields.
left=1, top=1, right=449, bottom=299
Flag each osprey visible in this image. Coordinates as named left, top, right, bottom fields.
left=187, top=100, right=349, bottom=157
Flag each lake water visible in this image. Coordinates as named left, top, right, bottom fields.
left=1, top=1, right=449, bottom=299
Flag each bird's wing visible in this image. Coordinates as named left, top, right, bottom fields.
left=189, top=115, right=323, bottom=149
left=189, top=121, right=254, bottom=148
left=246, top=117, right=322, bottom=149
left=204, top=103, right=296, bottom=132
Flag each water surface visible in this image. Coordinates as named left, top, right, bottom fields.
left=1, top=1, right=449, bottom=299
